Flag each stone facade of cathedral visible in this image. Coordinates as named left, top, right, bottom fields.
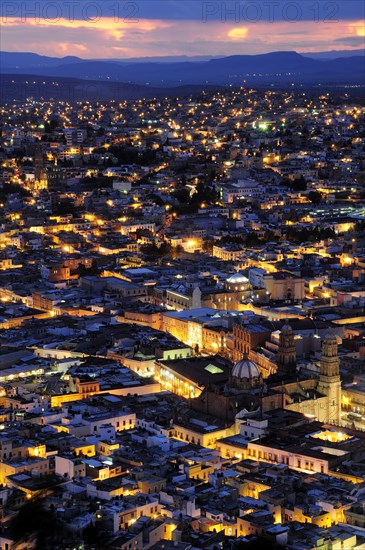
left=191, top=323, right=342, bottom=425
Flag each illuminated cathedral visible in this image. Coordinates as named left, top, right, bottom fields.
left=270, top=325, right=341, bottom=425
left=191, top=324, right=342, bottom=425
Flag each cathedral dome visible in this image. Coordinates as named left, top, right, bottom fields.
left=226, top=273, right=249, bottom=284
left=323, top=333, right=338, bottom=345
left=321, top=332, right=339, bottom=360
left=232, top=357, right=260, bottom=381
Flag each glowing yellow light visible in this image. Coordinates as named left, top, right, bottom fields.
left=227, top=27, right=249, bottom=40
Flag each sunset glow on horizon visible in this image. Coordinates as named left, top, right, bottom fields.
left=2, top=0, right=364, bottom=59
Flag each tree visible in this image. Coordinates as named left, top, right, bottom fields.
left=234, top=537, right=281, bottom=549
left=83, top=521, right=102, bottom=546
left=220, top=235, right=245, bottom=245
left=190, top=181, right=218, bottom=205
left=308, top=190, right=323, bottom=204
left=141, top=242, right=173, bottom=257
left=290, top=175, right=307, bottom=191
left=8, top=499, right=69, bottom=549
left=171, top=244, right=184, bottom=259
left=148, top=193, right=165, bottom=206
left=77, top=259, right=98, bottom=277
left=174, top=188, right=190, bottom=204
left=264, top=230, right=278, bottom=242
left=245, top=232, right=261, bottom=246
left=202, top=239, right=214, bottom=254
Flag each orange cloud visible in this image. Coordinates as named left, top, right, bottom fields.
left=2, top=16, right=170, bottom=33
left=59, top=43, right=88, bottom=53
left=227, top=27, right=249, bottom=40
left=345, top=21, right=364, bottom=38
left=2, top=18, right=364, bottom=59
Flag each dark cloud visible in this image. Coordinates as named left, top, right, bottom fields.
left=2, top=1, right=364, bottom=58
left=6, top=0, right=365, bottom=23
left=334, top=36, right=365, bottom=46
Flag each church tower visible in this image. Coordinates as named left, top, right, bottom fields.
left=34, top=143, right=44, bottom=182
left=317, top=333, right=341, bottom=425
left=277, top=323, right=296, bottom=376
left=34, top=143, right=47, bottom=191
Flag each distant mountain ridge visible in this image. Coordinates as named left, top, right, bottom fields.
left=1, top=50, right=364, bottom=87
left=0, top=52, right=83, bottom=68
left=2, top=49, right=364, bottom=67
left=302, top=49, right=365, bottom=59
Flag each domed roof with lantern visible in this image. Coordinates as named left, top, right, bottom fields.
left=323, top=332, right=338, bottom=346
left=281, top=322, right=294, bottom=333
left=230, top=355, right=263, bottom=390
left=226, top=273, right=249, bottom=284
left=321, top=331, right=340, bottom=360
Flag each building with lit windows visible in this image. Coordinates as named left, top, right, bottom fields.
left=217, top=410, right=365, bottom=481
left=212, top=244, right=244, bottom=261
left=155, top=355, right=231, bottom=399
left=192, top=328, right=343, bottom=425
left=165, top=286, right=202, bottom=311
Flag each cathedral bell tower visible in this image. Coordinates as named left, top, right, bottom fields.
left=318, top=333, right=341, bottom=425
left=277, top=323, right=297, bottom=376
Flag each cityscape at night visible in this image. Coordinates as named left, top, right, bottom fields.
left=0, top=1, right=365, bottom=549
